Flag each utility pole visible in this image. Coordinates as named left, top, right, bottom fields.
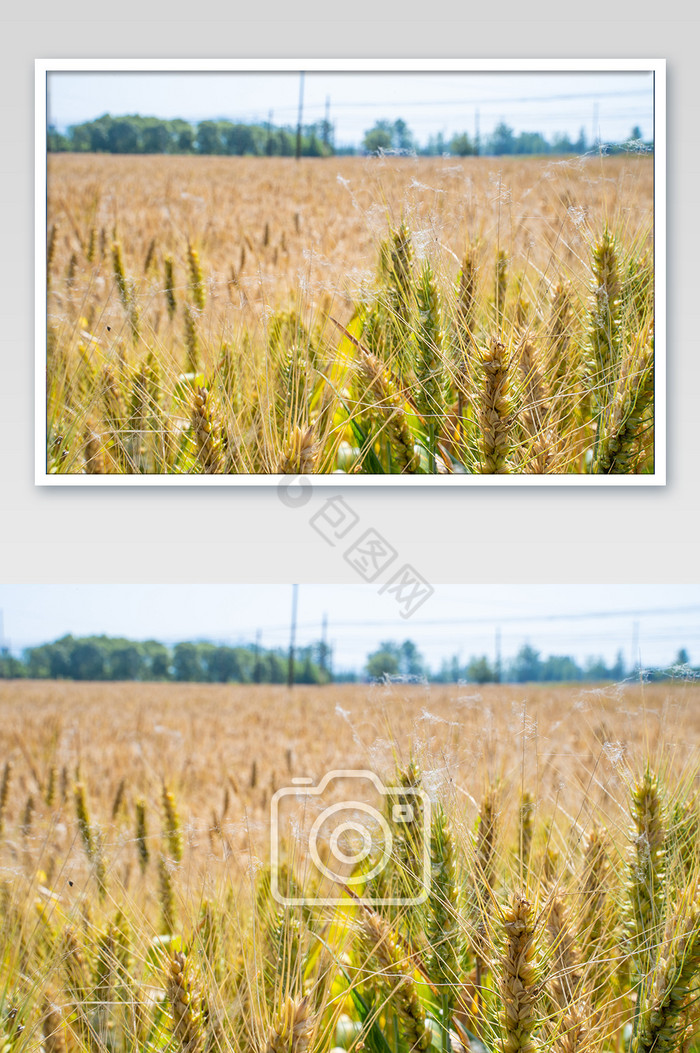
left=287, top=585, right=299, bottom=687
left=631, top=620, right=640, bottom=676
left=323, top=95, right=331, bottom=150
left=320, top=613, right=328, bottom=680
left=295, top=72, right=305, bottom=161
left=253, top=629, right=262, bottom=684
left=267, top=110, right=274, bottom=156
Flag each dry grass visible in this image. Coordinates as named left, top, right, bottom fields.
left=45, top=152, right=655, bottom=476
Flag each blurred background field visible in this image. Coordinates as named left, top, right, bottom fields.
left=1, top=676, right=697, bottom=893
left=47, top=152, right=653, bottom=321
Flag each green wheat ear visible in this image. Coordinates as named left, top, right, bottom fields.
left=413, top=261, right=446, bottom=471
left=634, top=903, right=700, bottom=1053
left=0, top=760, right=12, bottom=836
left=426, top=803, right=463, bottom=1030
left=589, top=226, right=622, bottom=406
left=47, top=223, right=58, bottom=286
left=377, top=219, right=417, bottom=377
left=111, top=240, right=129, bottom=308
left=187, top=242, right=206, bottom=311
left=594, top=340, right=654, bottom=474
left=135, top=798, right=149, bottom=874
left=158, top=853, right=177, bottom=934
left=626, top=767, right=667, bottom=984
left=383, top=219, right=415, bottom=315
left=183, top=304, right=200, bottom=374
left=164, top=255, right=177, bottom=321
left=161, top=784, right=184, bottom=863
left=494, top=248, right=509, bottom=329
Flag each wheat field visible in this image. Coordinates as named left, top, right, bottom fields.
left=45, top=152, right=655, bottom=476
left=1, top=677, right=699, bottom=1051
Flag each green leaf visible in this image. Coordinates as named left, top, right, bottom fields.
left=348, top=987, right=395, bottom=1053
left=347, top=418, right=386, bottom=474
left=145, top=932, right=182, bottom=973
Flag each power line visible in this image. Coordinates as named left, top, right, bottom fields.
left=245, top=88, right=651, bottom=115
left=287, top=584, right=299, bottom=688
left=295, top=71, right=305, bottom=161
left=276, top=604, right=700, bottom=634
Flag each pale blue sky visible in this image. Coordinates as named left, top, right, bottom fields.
left=46, top=70, right=654, bottom=148
left=0, top=585, right=695, bottom=671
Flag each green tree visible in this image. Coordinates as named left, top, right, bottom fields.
left=398, top=640, right=425, bottom=677
left=611, top=649, right=626, bottom=679
left=69, top=641, right=106, bottom=681
left=584, top=656, right=612, bottom=681
left=0, top=654, right=26, bottom=678
left=174, top=122, right=196, bottom=153
left=466, top=655, right=495, bottom=684
left=23, top=644, right=51, bottom=678
left=449, top=132, right=475, bottom=156
left=319, top=117, right=334, bottom=151
left=107, top=117, right=139, bottom=154
left=110, top=644, right=145, bottom=681
left=223, top=122, right=259, bottom=155
left=366, top=640, right=424, bottom=679
left=274, top=127, right=295, bottom=156
left=142, top=640, right=171, bottom=679
left=511, top=644, right=541, bottom=683
left=540, top=655, right=581, bottom=682
left=515, top=131, right=550, bottom=155
left=29, top=636, right=75, bottom=679
left=142, top=121, right=171, bottom=153
left=264, top=651, right=287, bottom=684
left=366, top=641, right=401, bottom=679
left=196, top=120, right=223, bottom=155
left=489, top=122, right=516, bottom=156
left=304, top=132, right=325, bottom=158
left=551, top=132, right=575, bottom=155
left=392, top=119, right=414, bottom=152
left=47, top=126, right=69, bottom=152
left=208, top=646, right=244, bottom=683
left=173, top=642, right=205, bottom=682
left=363, top=120, right=394, bottom=154
left=298, top=648, right=321, bottom=684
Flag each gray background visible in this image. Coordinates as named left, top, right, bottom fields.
left=2, top=5, right=695, bottom=585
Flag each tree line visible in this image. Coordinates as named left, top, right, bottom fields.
left=366, top=639, right=694, bottom=684
left=47, top=113, right=651, bottom=158
left=0, top=635, right=331, bottom=685
left=47, top=115, right=335, bottom=158
left=0, top=634, right=692, bottom=684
